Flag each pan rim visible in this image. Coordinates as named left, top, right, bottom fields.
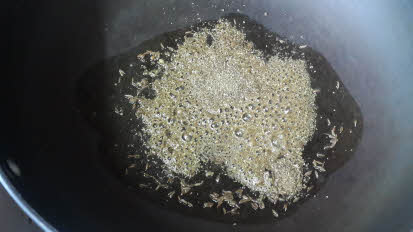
left=0, top=168, right=57, bottom=232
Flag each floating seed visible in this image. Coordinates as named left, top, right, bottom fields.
left=316, top=153, right=325, bottom=158
left=205, top=171, right=214, bottom=177
left=128, top=164, right=136, bottom=169
left=223, top=208, right=227, bottom=214
left=304, top=170, right=313, bottom=176
left=168, top=191, right=175, bottom=198
left=251, top=202, right=259, bottom=210
left=314, top=165, right=326, bottom=173
left=139, top=183, right=150, bottom=189
left=216, top=197, right=225, bottom=208
left=324, top=126, right=338, bottom=150
left=239, top=195, right=252, bottom=204
left=178, top=196, right=193, bottom=207
left=210, top=192, right=220, bottom=202
left=127, top=154, right=141, bottom=159
left=283, top=203, right=288, bottom=212
left=272, top=209, right=279, bottom=218
left=230, top=208, right=240, bottom=215
left=193, top=181, right=204, bottom=187
left=203, top=202, right=214, bottom=208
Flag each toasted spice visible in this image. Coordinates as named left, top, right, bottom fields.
left=131, top=20, right=316, bottom=205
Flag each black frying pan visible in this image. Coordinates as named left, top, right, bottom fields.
left=2, top=0, right=413, bottom=231
left=75, top=12, right=363, bottom=224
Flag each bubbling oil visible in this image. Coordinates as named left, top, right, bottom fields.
left=134, top=20, right=316, bottom=203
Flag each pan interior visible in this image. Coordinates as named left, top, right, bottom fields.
left=76, top=14, right=363, bottom=224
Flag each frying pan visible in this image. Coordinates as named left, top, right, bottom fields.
left=2, top=0, right=413, bottom=231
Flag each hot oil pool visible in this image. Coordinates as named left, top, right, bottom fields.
left=77, top=14, right=363, bottom=223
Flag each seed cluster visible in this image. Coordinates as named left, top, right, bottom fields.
left=134, top=20, right=316, bottom=202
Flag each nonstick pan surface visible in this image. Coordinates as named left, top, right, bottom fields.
left=2, top=1, right=413, bottom=231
